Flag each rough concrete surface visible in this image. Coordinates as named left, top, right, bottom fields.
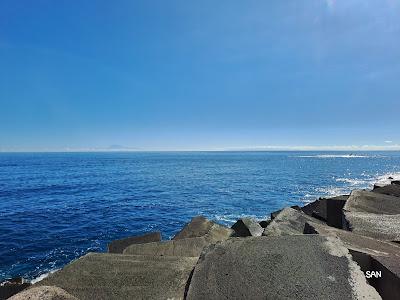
left=305, top=221, right=400, bottom=300
left=107, top=231, right=161, bottom=254
left=186, top=235, right=381, bottom=300
left=123, top=236, right=209, bottom=257
left=8, top=286, right=78, bottom=300
left=35, top=253, right=197, bottom=300
left=344, top=211, right=400, bottom=242
left=372, top=184, right=400, bottom=198
left=343, top=190, right=400, bottom=242
left=344, top=190, right=400, bottom=215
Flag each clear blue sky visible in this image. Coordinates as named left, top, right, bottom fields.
left=1, top=0, right=399, bottom=151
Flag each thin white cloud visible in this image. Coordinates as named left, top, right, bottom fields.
left=385, top=140, right=393, bottom=143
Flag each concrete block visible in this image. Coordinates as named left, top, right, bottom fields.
left=231, top=218, right=263, bottom=237
left=107, top=231, right=161, bottom=254
left=35, top=253, right=197, bottom=300
left=186, top=235, right=380, bottom=300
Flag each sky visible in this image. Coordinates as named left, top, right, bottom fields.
left=1, top=0, right=400, bottom=151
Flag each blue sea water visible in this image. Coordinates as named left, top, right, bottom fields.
left=1, top=151, right=400, bottom=282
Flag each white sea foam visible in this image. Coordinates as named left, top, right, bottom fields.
left=314, top=171, right=400, bottom=200
left=335, top=178, right=369, bottom=186
left=30, top=269, right=59, bottom=284
left=375, top=172, right=400, bottom=185
left=296, top=154, right=375, bottom=158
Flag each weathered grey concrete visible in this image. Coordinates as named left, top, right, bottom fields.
left=173, top=216, right=233, bottom=241
left=186, top=235, right=380, bottom=300
left=344, top=190, right=400, bottom=215
left=9, top=286, right=78, bottom=300
left=304, top=221, right=400, bottom=300
left=372, top=184, right=400, bottom=198
left=344, top=211, right=400, bottom=241
left=271, top=205, right=300, bottom=220
left=343, top=190, right=400, bottom=241
left=107, top=231, right=161, bottom=254
left=35, top=253, right=197, bottom=300
left=231, top=218, right=263, bottom=237
left=123, top=236, right=209, bottom=257
left=263, top=207, right=324, bottom=236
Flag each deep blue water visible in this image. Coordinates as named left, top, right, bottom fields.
left=1, top=151, right=400, bottom=282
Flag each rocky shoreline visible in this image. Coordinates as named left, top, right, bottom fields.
left=2, top=180, right=400, bottom=299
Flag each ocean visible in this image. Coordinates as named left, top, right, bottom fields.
left=1, top=151, right=400, bottom=282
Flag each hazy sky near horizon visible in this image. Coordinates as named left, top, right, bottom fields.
left=1, top=0, right=400, bottom=151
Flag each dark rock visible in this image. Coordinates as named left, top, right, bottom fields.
left=8, top=286, right=78, bottom=300
left=392, top=180, right=400, bottom=185
left=373, top=184, right=400, bottom=198
left=302, top=199, right=327, bottom=221
left=173, top=216, right=233, bottom=240
left=231, top=218, right=263, bottom=237
left=0, top=278, right=30, bottom=300
left=35, top=253, right=197, bottom=300
left=259, top=220, right=271, bottom=228
left=305, top=220, right=400, bottom=300
left=326, top=195, right=348, bottom=229
left=186, top=235, right=380, bottom=300
left=343, top=190, right=400, bottom=241
left=263, top=207, right=324, bottom=236
left=388, top=176, right=394, bottom=180
left=302, top=196, right=349, bottom=224
left=373, top=183, right=386, bottom=190
left=107, top=231, right=161, bottom=254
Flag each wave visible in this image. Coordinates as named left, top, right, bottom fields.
left=30, top=269, right=60, bottom=284
left=335, top=178, right=369, bottom=186
left=316, top=172, right=400, bottom=199
left=296, top=154, right=376, bottom=158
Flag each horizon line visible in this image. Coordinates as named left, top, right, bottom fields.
left=1, top=145, right=400, bottom=153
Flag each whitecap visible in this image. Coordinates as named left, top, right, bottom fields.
left=296, top=154, right=374, bottom=159
left=30, top=269, right=60, bottom=284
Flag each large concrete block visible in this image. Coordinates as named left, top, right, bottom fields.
left=186, top=235, right=380, bottom=300
left=263, top=207, right=324, bottom=236
left=107, top=231, right=161, bottom=254
left=301, top=199, right=327, bottom=221
left=343, top=212, right=400, bottom=242
left=304, top=221, right=400, bottom=300
left=35, top=253, right=197, bottom=300
left=231, top=218, right=263, bottom=237
left=344, top=190, right=400, bottom=215
left=302, top=196, right=348, bottom=225
left=271, top=205, right=300, bottom=220
left=343, top=190, right=400, bottom=241
left=123, top=236, right=209, bottom=257
left=372, top=184, right=400, bottom=198
left=9, top=286, right=78, bottom=300
left=173, top=216, right=233, bottom=241
left=326, top=195, right=348, bottom=228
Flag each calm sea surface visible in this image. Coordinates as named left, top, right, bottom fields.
left=1, top=151, right=400, bottom=281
